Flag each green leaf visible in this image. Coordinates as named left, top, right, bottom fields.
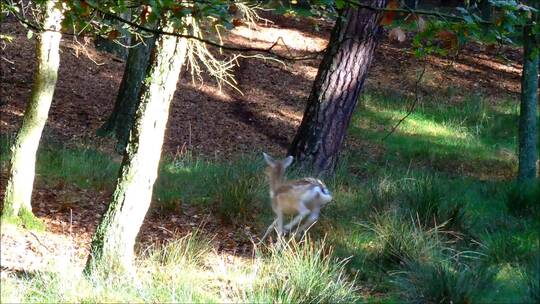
left=26, top=30, right=34, bottom=39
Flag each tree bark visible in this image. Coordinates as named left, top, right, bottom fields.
left=288, top=0, right=388, bottom=174
left=2, top=0, right=63, bottom=219
left=97, top=34, right=156, bottom=153
left=404, top=0, right=418, bottom=9
left=85, top=16, right=189, bottom=274
left=94, top=10, right=131, bottom=60
left=517, top=6, right=539, bottom=183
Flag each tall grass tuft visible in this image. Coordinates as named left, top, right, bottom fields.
left=360, top=211, right=446, bottom=267
left=213, top=169, right=264, bottom=224
left=246, top=237, right=360, bottom=303
left=143, top=230, right=212, bottom=267
left=393, top=258, right=495, bottom=303
left=479, top=231, right=536, bottom=265
left=400, top=175, right=470, bottom=235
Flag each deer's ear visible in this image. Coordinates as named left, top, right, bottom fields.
left=263, top=152, right=275, bottom=166
left=283, top=156, right=294, bottom=168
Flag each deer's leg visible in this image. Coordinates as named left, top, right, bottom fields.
left=276, top=210, right=284, bottom=236
left=284, top=206, right=310, bottom=232
left=296, top=211, right=320, bottom=235
left=261, top=218, right=278, bottom=241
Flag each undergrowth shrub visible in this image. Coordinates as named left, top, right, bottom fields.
left=247, top=238, right=359, bottom=303
left=393, top=258, right=495, bottom=303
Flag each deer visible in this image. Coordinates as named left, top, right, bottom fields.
left=260, top=152, right=333, bottom=242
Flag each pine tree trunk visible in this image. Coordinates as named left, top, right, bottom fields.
left=85, top=17, right=189, bottom=273
left=517, top=8, right=539, bottom=183
left=288, top=1, right=388, bottom=174
left=97, top=34, right=156, bottom=153
left=2, top=0, right=63, bottom=219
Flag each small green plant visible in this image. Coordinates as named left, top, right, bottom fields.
left=393, top=258, right=495, bottom=304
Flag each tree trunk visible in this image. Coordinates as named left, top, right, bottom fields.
left=2, top=0, right=63, bottom=220
left=288, top=1, right=388, bottom=174
left=85, top=17, right=189, bottom=274
left=478, top=0, right=491, bottom=22
left=94, top=10, right=131, bottom=60
left=517, top=7, right=539, bottom=183
left=404, top=0, right=418, bottom=9
left=97, top=34, right=156, bottom=153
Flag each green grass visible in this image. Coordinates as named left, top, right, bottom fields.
left=351, top=92, right=519, bottom=175
left=1, top=91, right=538, bottom=302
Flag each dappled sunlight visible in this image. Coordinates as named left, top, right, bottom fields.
left=262, top=109, right=300, bottom=128
left=183, top=82, right=233, bottom=102
left=362, top=105, right=473, bottom=142
left=231, top=25, right=327, bottom=52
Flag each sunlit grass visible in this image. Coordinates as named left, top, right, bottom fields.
left=0, top=233, right=360, bottom=303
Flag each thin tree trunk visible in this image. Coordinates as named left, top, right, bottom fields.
left=517, top=7, right=539, bottom=183
left=288, top=1, right=388, bottom=174
left=97, top=34, right=156, bottom=153
left=2, top=0, right=63, bottom=219
left=85, top=17, right=189, bottom=274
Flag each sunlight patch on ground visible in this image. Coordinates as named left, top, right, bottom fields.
left=289, top=64, right=318, bottom=80
left=185, top=83, right=233, bottom=102
left=366, top=106, right=472, bottom=142
left=231, top=25, right=327, bottom=52
left=263, top=109, right=301, bottom=128
left=277, top=108, right=303, bottom=123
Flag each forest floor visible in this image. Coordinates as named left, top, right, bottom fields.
left=0, top=11, right=535, bottom=302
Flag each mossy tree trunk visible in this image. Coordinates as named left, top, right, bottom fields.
left=517, top=5, right=539, bottom=183
left=97, top=34, right=156, bottom=153
left=85, top=17, right=189, bottom=274
left=288, top=0, right=388, bottom=174
left=2, top=0, right=64, bottom=220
